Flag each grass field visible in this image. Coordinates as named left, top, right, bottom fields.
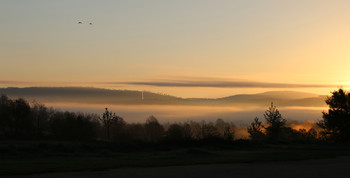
left=1, top=141, right=350, bottom=176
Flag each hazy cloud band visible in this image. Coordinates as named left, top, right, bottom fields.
left=121, top=81, right=335, bottom=88
left=0, top=80, right=338, bottom=89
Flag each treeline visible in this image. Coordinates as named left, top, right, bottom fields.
left=247, top=88, right=350, bottom=143
left=0, top=95, right=99, bottom=140
left=0, top=94, right=235, bottom=143
left=247, top=103, right=319, bottom=143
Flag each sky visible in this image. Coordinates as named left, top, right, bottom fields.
left=1, top=0, right=350, bottom=98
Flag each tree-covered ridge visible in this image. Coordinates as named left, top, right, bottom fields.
left=0, top=87, right=326, bottom=107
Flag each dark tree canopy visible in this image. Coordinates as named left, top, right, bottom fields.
left=99, top=108, right=123, bottom=141
left=248, top=103, right=287, bottom=142
left=144, top=115, right=164, bottom=142
left=165, top=124, right=185, bottom=141
left=247, top=117, right=265, bottom=140
left=1, top=94, right=241, bottom=143
left=318, top=89, right=350, bottom=142
left=0, top=94, right=98, bottom=140
left=264, top=103, right=286, bottom=141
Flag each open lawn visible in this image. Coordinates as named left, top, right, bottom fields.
left=1, top=141, right=350, bottom=176
left=6, top=156, right=350, bottom=178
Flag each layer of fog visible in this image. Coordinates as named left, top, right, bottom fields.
left=46, top=103, right=326, bottom=125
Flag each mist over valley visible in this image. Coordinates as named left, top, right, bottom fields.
left=0, top=87, right=327, bottom=124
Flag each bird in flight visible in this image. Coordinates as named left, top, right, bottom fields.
left=77, top=21, right=93, bottom=25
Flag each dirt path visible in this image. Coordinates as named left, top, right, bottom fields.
left=5, top=156, right=350, bottom=178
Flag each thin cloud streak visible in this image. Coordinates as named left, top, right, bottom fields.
left=0, top=80, right=339, bottom=89
left=119, top=81, right=336, bottom=88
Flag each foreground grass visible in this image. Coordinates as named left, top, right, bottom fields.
left=1, top=140, right=350, bottom=175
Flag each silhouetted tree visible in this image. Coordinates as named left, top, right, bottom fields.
left=318, top=89, right=350, bottom=142
left=99, top=108, right=122, bottom=141
left=294, top=128, right=318, bottom=142
left=49, top=111, right=98, bottom=140
left=165, top=124, right=184, bottom=141
left=12, top=98, right=33, bottom=139
left=182, top=123, right=192, bottom=140
left=1, top=95, right=43, bottom=139
left=0, top=95, right=12, bottom=138
left=201, top=121, right=220, bottom=140
left=110, top=114, right=126, bottom=142
left=189, top=121, right=201, bottom=139
left=124, top=123, right=146, bottom=141
left=264, top=103, right=286, bottom=141
left=247, top=117, right=265, bottom=140
left=307, top=128, right=318, bottom=139
left=75, top=113, right=99, bottom=140
left=144, top=115, right=164, bottom=142
left=215, top=119, right=234, bottom=140
left=31, top=102, right=51, bottom=138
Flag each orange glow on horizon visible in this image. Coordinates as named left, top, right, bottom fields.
left=289, top=121, right=316, bottom=131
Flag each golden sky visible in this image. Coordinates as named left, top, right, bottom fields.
left=1, top=0, right=350, bottom=97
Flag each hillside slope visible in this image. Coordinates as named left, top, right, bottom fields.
left=0, top=87, right=326, bottom=107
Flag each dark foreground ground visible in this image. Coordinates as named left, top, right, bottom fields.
left=4, top=156, right=350, bottom=178
left=1, top=141, right=350, bottom=177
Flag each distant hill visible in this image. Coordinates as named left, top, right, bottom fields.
left=0, top=87, right=185, bottom=105
left=0, top=87, right=327, bottom=107
left=210, top=91, right=326, bottom=107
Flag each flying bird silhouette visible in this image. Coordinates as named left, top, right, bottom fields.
left=78, top=22, right=82, bottom=24
left=89, top=23, right=93, bottom=25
